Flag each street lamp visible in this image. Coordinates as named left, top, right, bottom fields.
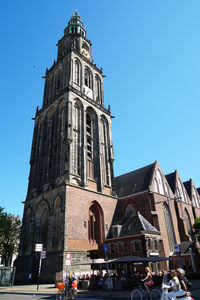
left=155, top=195, right=183, bottom=268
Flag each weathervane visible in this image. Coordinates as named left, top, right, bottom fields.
left=75, top=9, right=78, bottom=15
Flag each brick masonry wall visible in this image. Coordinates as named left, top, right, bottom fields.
left=65, top=184, right=117, bottom=251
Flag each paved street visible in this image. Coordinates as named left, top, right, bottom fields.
left=0, top=279, right=200, bottom=299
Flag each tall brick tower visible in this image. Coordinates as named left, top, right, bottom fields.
left=15, top=11, right=117, bottom=283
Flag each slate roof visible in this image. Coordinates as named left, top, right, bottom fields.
left=165, top=171, right=176, bottom=193
left=179, top=241, right=194, bottom=254
left=107, top=211, right=159, bottom=239
left=183, top=180, right=191, bottom=198
left=114, top=163, right=155, bottom=198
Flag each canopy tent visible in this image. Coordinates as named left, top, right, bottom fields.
left=108, top=255, right=174, bottom=264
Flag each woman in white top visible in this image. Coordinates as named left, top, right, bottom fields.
left=165, top=269, right=186, bottom=299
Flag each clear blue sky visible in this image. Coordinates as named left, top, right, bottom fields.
left=1, top=1, right=200, bottom=217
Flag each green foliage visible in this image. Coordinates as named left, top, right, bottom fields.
left=192, top=217, right=200, bottom=241
left=0, top=207, right=21, bottom=266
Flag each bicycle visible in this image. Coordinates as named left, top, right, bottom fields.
left=56, top=282, right=67, bottom=300
left=67, top=287, right=78, bottom=300
left=131, top=280, right=161, bottom=300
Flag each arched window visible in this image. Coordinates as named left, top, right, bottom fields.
left=156, top=169, right=164, bottom=194
left=86, top=113, right=92, bottom=159
left=84, top=68, right=92, bottom=88
left=86, top=109, right=99, bottom=182
left=163, top=203, right=175, bottom=252
left=154, top=178, right=159, bottom=193
left=36, top=202, right=49, bottom=249
left=193, top=187, right=199, bottom=208
left=86, top=112, right=93, bottom=179
left=45, top=108, right=56, bottom=183
left=177, top=179, right=185, bottom=202
left=184, top=209, right=192, bottom=236
left=95, top=75, right=101, bottom=103
left=184, top=192, right=188, bottom=204
left=88, top=202, right=104, bottom=244
left=23, top=207, right=33, bottom=255
left=101, top=117, right=110, bottom=185
left=64, top=60, right=70, bottom=87
left=74, top=60, right=80, bottom=85
left=72, top=100, right=83, bottom=175
left=164, top=182, right=169, bottom=196
left=48, top=76, right=53, bottom=100
left=55, top=71, right=62, bottom=93
left=125, top=204, right=136, bottom=217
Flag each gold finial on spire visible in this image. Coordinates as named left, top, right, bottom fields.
left=75, top=9, right=78, bottom=15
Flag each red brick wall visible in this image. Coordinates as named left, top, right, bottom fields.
left=65, top=184, right=117, bottom=251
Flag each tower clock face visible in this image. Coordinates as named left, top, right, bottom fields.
left=81, top=48, right=90, bottom=59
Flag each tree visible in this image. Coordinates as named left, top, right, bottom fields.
left=192, top=217, right=200, bottom=241
left=0, top=207, right=21, bottom=266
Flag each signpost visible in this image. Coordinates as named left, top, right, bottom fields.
left=35, top=244, right=46, bottom=291
left=65, top=253, right=71, bottom=282
left=174, top=245, right=180, bottom=253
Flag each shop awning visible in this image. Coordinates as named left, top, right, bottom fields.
left=109, top=255, right=173, bottom=263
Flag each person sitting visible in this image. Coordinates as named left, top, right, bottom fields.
left=165, top=269, right=186, bottom=299
left=141, top=267, right=154, bottom=293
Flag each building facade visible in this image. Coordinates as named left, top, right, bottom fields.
left=107, top=161, right=200, bottom=273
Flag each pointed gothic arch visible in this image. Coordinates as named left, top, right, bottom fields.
left=86, top=107, right=99, bottom=181
left=35, top=201, right=49, bottom=249
left=72, top=99, right=83, bottom=176
left=163, top=203, right=175, bottom=252
left=84, top=67, right=92, bottom=89
left=88, top=201, right=104, bottom=244
left=95, top=74, right=102, bottom=103
left=74, top=58, right=81, bottom=85
left=184, top=208, right=192, bottom=236
left=100, top=116, right=110, bottom=186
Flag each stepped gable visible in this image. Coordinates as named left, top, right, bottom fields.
left=114, top=163, right=155, bottom=198
left=165, top=171, right=176, bottom=193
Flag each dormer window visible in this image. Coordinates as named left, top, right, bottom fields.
left=112, top=225, right=122, bottom=237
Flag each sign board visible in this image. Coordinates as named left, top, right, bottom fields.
left=65, top=253, right=71, bottom=260
left=35, top=243, right=43, bottom=252
left=103, top=244, right=109, bottom=254
left=66, top=260, right=71, bottom=265
left=41, top=250, right=46, bottom=259
left=174, top=245, right=180, bottom=253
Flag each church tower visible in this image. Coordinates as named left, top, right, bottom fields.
left=15, top=12, right=117, bottom=283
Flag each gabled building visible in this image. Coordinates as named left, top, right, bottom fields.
left=104, top=161, right=200, bottom=272
left=183, top=179, right=200, bottom=219
left=104, top=211, right=163, bottom=273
